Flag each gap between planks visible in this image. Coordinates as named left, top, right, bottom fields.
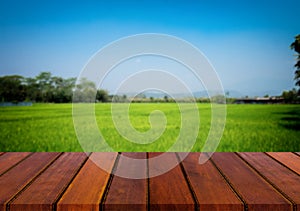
left=1, top=152, right=299, bottom=211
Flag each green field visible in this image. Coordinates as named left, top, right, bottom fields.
left=0, top=103, right=299, bottom=151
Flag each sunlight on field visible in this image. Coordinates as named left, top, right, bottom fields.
left=0, top=103, right=299, bottom=151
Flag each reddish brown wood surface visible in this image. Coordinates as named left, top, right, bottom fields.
left=267, top=152, right=300, bottom=175
left=149, top=152, right=195, bottom=211
left=0, top=153, right=60, bottom=211
left=0, top=152, right=32, bottom=175
left=179, top=152, right=244, bottom=211
left=211, top=153, right=292, bottom=211
left=57, top=152, right=117, bottom=211
left=239, top=152, right=300, bottom=210
left=0, top=152, right=299, bottom=211
left=104, top=153, right=147, bottom=211
left=9, top=153, right=88, bottom=211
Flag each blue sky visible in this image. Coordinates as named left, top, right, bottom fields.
left=0, top=0, right=299, bottom=96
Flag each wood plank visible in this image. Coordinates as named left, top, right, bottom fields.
left=267, top=152, right=300, bottom=175
left=0, top=152, right=32, bottom=175
left=9, top=153, right=88, bottom=211
left=239, top=152, right=300, bottom=210
left=104, top=152, right=147, bottom=211
left=296, top=152, right=300, bottom=156
left=179, top=153, right=244, bottom=211
left=57, top=152, right=118, bottom=211
left=211, top=153, right=292, bottom=211
left=0, top=152, right=61, bottom=211
left=149, top=152, right=195, bottom=211
left=0, top=152, right=4, bottom=156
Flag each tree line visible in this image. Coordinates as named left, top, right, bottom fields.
left=0, top=72, right=208, bottom=104
left=0, top=72, right=111, bottom=103
left=0, top=71, right=299, bottom=104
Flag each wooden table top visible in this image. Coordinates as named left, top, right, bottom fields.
left=0, top=152, right=299, bottom=211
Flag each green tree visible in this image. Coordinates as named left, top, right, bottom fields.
left=74, top=78, right=97, bottom=102
left=0, top=75, right=26, bottom=102
left=50, top=77, right=75, bottom=103
left=24, top=77, right=39, bottom=101
left=24, top=75, right=76, bottom=103
left=164, top=95, right=169, bottom=102
left=96, top=89, right=109, bottom=102
left=290, top=34, right=300, bottom=87
left=282, top=88, right=298, bottom=103
left=35, top=72, right=53, bottom=102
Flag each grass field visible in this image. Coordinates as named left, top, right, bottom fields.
left=0, top=103, right=299, bottom=152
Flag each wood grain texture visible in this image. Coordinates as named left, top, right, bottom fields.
left=239, top=152, right=300, bottom=209
left=0, top=152, right=32, bottom=175
left=0, top=152, right=299, bottom=210
left=149, top=152, right=195, bottom=211
left=267, top=152, right=300, bottom=175
left=57, top=152, right=117, bottom=211
left=104, top=153, right=147, bottom=211
left=9, top=153, right=88, bottom=211
left=179, top=153, right=244, bottom=211
left=0, top=152, right=60, bottom=211
left=211, top=153, right=292, bottom=211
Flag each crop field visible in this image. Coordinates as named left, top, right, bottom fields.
left=0, top=103, right=299, bottom=152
